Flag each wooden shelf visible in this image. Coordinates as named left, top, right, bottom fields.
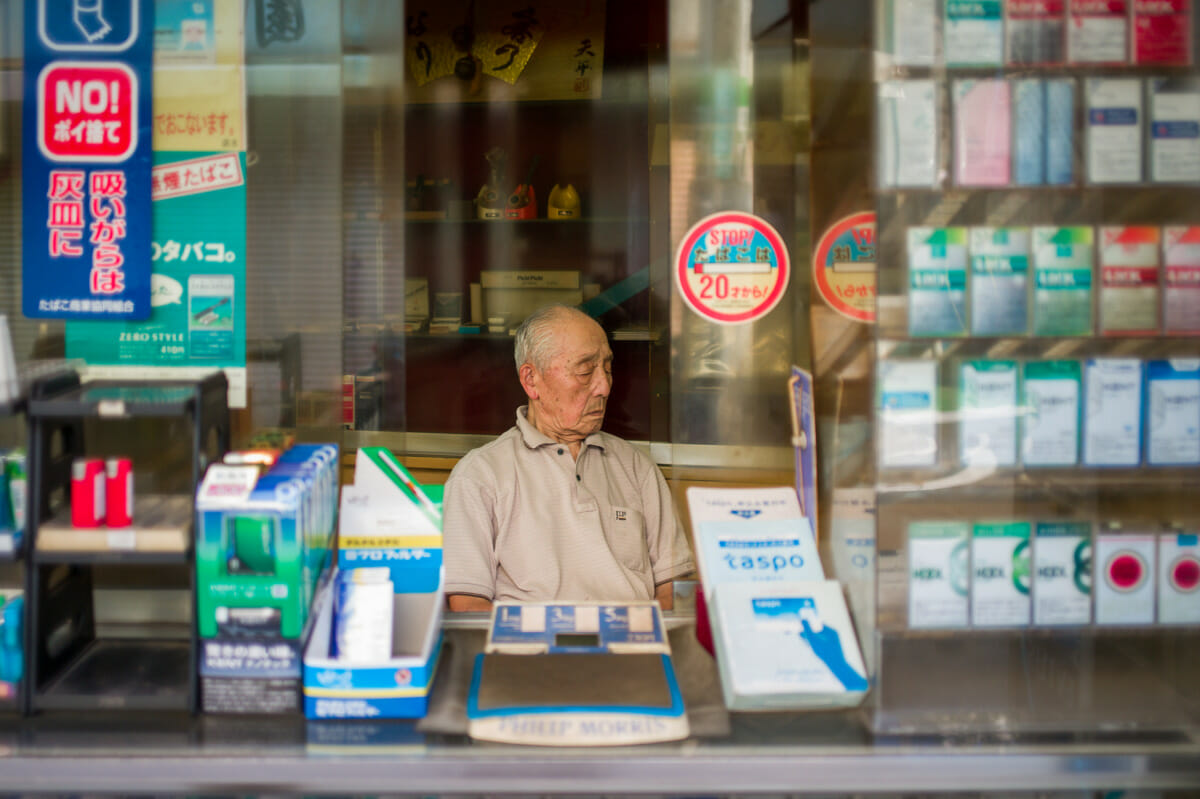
left=35, top=494, right=192, bottom=561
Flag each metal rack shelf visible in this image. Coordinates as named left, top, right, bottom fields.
left=0, top=715, right=1196, bottom=794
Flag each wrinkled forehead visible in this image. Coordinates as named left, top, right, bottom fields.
left=554, top=316, right=612, bottom=365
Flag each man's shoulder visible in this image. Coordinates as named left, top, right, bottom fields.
left=450, top=426, right=523, bottom=480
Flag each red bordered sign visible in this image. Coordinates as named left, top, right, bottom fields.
left=674, top=211, right=790, bottom=325
left=812, top=211, right=876, bottom=324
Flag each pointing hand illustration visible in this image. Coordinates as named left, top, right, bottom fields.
left=800, top=615, right=867, bottom=692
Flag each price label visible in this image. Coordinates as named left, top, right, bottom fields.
left=97, top=399, right=127, bottom=417
left=106, top=529, right=136, bottom=550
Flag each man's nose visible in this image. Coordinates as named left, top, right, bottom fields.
left=594, top=369, right=612, bottom=397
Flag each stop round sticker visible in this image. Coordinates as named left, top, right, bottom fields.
left=675, top=212, right=790, bottom=325
left=812, top=211, right=876, bottom=323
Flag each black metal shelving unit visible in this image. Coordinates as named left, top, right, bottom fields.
left=0, top=391, right=27, bottom=716
left=24, top=372, right=229, bottom=715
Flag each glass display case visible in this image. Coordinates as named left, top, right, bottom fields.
left=870, top=0, right=1200, bottom=734
left=0, top=0, right=1198, bottom=790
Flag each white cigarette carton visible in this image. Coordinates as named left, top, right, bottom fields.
left=908, top=521, right=970, bottom=629
left=1033, top=522, right=1093, bottom=626
left=1158, top=532, right=1200, bottom=625
left=1095, top=532, right=1157, bottom=626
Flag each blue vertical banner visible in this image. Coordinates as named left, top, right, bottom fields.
left=23, top=0, right=154, bottom=319
left=789, top=365, right=817, bottom=532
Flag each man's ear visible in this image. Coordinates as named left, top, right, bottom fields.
left=518, top=362, right=539, bottom=400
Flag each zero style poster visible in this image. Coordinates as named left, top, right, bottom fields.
left=66, top=151, right=247, bottom=402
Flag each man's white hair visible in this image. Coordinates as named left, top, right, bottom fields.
left=514, top=304, right=592, bottom=372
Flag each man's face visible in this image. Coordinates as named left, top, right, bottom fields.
left=526, top=314, right=613, bottom=443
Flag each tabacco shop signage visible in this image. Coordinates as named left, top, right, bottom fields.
left=675, top=211, right=790, bottom=325
left=812, top=211, right=876, bottom=324
left=22, top=0, right=154, bottom=320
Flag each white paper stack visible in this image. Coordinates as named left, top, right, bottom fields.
left=687, top=486, right=868, bottom=711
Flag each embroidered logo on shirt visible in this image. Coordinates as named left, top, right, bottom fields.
left=615, top=510, right=627, bottom=521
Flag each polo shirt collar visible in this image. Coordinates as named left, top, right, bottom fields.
left=515, top=406, right=606, bottom=452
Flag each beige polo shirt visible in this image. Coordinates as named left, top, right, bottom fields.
left=443, top=407, right=695, bottom=602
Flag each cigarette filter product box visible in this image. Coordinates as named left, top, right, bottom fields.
left=1145, top=359, right=1200, bottom=465
left=1099, top=226, right=1161, bottom=335
left=1033, top=521, right=1093, bottom=626
left=1133, top=0, right=1192, bottom=65
left=944, top=0, right=1003, bottom=66
left=908, top=521, right=970, bottom=628
left=970, top=227, right=1030, bottom=335
left=1014, top=80, right=1048, bottom=186
left=1046, top=78, right=1076, bottom=185
left=1086, top=78, right=1143, bottom=184
left=878, top=360, right=939, bottom=469
left=909, top=227, right=969, bottom=336
left=959, top=360, right=1019, bottom=468
left=196, top=444, right=340, bottom=640
left=971, top=521, right=1032, bottom=627
left=1095, top=532, right=1157, bottom=625
left=1083, top=358, right=1144, bottom=467
left=880, top=0, right=937, bottom=67
left=1068, top=0, right=1130, bottom=64
left=303, top=446, right=445, bottom=720
left=953, top=80, right=1011, bottom=186
left=878, top=80, right=939, bottom=188
left=1006, top=0, right=1066, bottom=65
left=1163, top=226, right=1200, bottom=334
left=1150, top=78, right=1200, bottom=182
left=1033, top=226, right=1095, bottom=336
left=1022, top=360, right=1082, bottom=467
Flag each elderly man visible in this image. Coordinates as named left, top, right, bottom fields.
left=443, top=304, right=694, bottom=611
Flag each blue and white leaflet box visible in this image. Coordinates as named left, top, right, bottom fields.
left=711, top=580, right=869, bottom=710
left=687, top=485, right=869, bottom=711
left=301, top=564, right=444, bottom=720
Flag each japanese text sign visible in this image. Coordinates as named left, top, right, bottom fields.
left=23, top=0, right=153, bottom=319
left=66, top=151, right=247, bottom=372
left=813, top=212, right=876, bottom=323
left=675, top=212, right=790, bottom=324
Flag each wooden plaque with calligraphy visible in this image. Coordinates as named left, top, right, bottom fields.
left=404, top=1, right=606, bottom=103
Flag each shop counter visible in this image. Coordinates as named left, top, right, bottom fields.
left=0, top=617, right=1197, bottom=795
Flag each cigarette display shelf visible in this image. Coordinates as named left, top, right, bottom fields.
left=869, top=3, right=1200, bottom=736
left=876, top=334, right=1200, bottom=353
left=876, top=61, right=1200, bottom=82
left=22, top=371, right=229, bottom=715
left=401, top=215, right=645, bottom=226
